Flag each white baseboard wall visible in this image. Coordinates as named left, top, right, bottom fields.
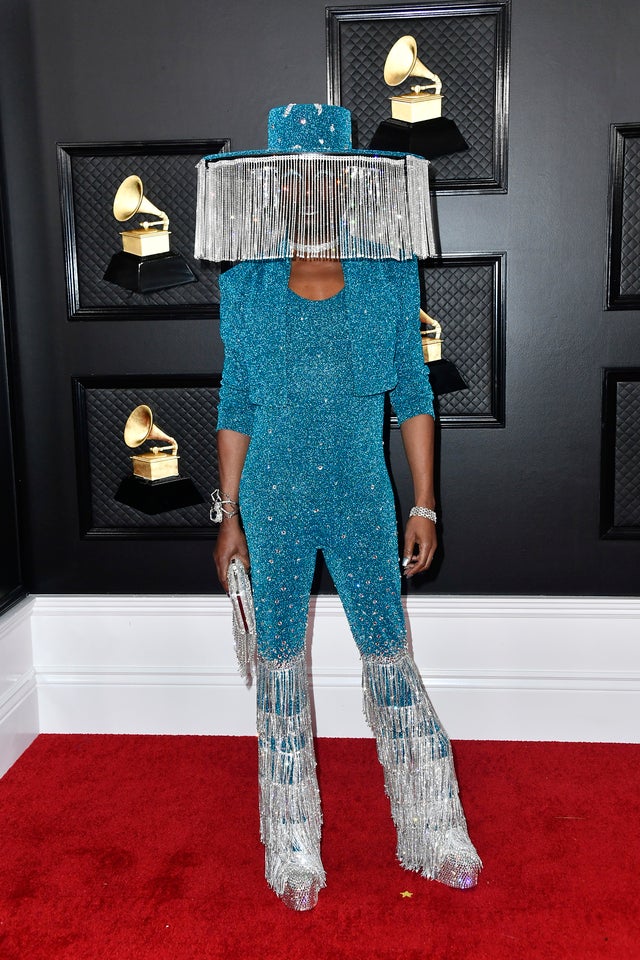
left=26, top=594, right=640, bottom=744
left=2, top=593, right=640, bottom=778
left=0, top=597, right=38, bottom=778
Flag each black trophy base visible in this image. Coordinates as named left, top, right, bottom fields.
left=104, top=251, right=197, bottom=294
left=370, top=117, right=468, bottom=160
left=115, top=474, right=204, bottom=515
left=427, top=359, right=468, bottom=396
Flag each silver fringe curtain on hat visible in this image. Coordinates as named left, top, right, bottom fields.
left=194, top=153, right=436, bottom=261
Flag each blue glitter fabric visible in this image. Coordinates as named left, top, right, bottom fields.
left=217, top=257, right=434, bottom=663
left=217, top=258, right=434, bottom=428
left=267, top=102, right=352, bottom=152
left=201, top=102, right=410, bottom=161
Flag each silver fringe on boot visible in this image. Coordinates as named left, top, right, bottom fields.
left=257, top=653, right=326, bottom=910
left=362, top=651, right=482, bottom=889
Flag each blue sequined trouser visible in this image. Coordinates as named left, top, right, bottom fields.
left=241, top=391, right=416, bottom=900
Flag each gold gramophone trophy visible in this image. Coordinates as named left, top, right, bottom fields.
left=103, top=175, right=196, bottom=294
left=420, top=309, right=467, bottom=396
left=421, top=309, right=444, bottom=364
left=369, top=36, right=468, bottom=160
left=385, top=35, right=443, bottom=123
left=124, top=404, right=180, bottom=481
left=114, top=404, right=204, bottom=515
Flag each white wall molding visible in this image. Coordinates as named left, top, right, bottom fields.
left=0, top=597, right=38, bottom=777
left=30, top=593, right=640, bottom=743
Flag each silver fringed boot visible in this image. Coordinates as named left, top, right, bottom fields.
left=362, top=651, right=482, bottom=889
left=256, top=654, right=326, bottom=910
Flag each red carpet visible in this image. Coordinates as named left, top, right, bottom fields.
left=1, top=736, right=639, bottom=959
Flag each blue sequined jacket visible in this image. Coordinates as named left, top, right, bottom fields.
left=216, top=257, right=434, bottom=436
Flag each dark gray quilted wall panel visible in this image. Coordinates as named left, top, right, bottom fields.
left=606, top=124, right=640, bottom=309
left=58, top=142, right=228, bottom=318
left=75, top=379, right=220, bottom=536
left=419, top=255, right=505, bottom=424
left=614, top=379, right=640, bottom=527
left=327, top=2, right=510, bottom=191
left=619, top=136, right=640, bottom=297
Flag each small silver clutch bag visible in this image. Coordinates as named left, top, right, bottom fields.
left=227, top=557, right=257, bottom=684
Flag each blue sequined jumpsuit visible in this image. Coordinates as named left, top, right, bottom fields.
left=217, top=257, right=433, bottom=660
left=241, top=286, right=410, bottom=662
left=216, top=255, right=481, bottom=904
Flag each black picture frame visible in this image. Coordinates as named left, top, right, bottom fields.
left=57, top=139, right=229, bottom=321
left=72, top=374, right=221, bottom=539
left=326, top=1, right=511, bottom=194
left=600, top=368, right=640, bottom=539
left=415, top=252, right=506, bottom=426
left=605, top=123, right=640, bottom=310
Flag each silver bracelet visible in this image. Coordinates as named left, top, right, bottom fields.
left=210, top=489, right=240, bottom=523
left=409, top=506, right=437, bottom=523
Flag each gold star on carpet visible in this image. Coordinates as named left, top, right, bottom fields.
left=400, top=890, right=413, bottom=898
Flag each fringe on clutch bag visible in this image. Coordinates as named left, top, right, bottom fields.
left=227, top=557, right=257, bottom=685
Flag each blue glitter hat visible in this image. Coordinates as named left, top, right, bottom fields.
left=267, top=103, right=353, bottom=153
left=204, top=103, right=391, bottom=161
left=195, top=103, right=436, bottom=262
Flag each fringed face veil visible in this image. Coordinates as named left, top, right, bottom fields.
left=194, top=102, right=436, bottom=262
